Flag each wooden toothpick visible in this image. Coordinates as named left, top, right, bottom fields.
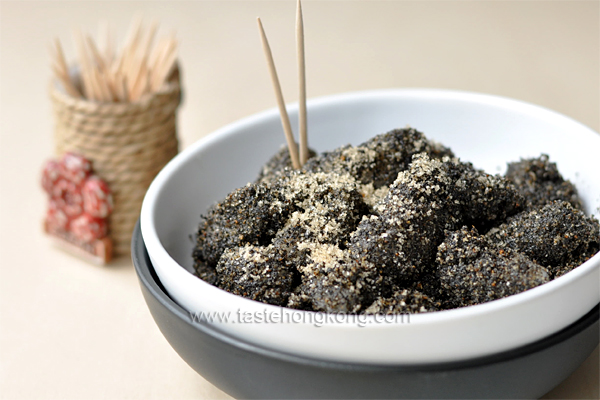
left=140, top=20, right=159, bottom=64
left=150, top=34, right=177, bottom=90
left=97, top=20, right=113, bottom=65
left=257, top=17, right=301, bottom=170
left=73, top=28, right=95, bottom=99
left=296, top=0, right=308, bottom=166
left=158, top=40, right=178, bottom=86
left=51, top=63, right=81, bottom=99
left=51, top=39, right=82, bottom=98
left=86, top=35, right=107, bottom=71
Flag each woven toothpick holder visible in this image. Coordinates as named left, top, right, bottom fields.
left=50, top=68, right=181, bottom=257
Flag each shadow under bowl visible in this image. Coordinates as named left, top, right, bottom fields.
left=132, top=222, right=599, bottom=399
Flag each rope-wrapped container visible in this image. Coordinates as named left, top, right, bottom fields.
left=50, top=70, right=181, bottom=257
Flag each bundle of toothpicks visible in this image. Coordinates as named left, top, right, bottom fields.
left=50, top=16, right=178, bottom=103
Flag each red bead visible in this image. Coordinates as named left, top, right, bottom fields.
left=61, top=152, right=92, bottom=184
left=82, top=175, right=114, bottom=218
left=70, top=214, right=108, bottom=243
left=53, top=178, right=83, bottom=217
left=41, top=160, right=62, bottom=193
left=47, top=199, right=69, bottom=230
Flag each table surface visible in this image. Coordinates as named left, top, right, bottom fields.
left=1, top=1, right=598, bottom=399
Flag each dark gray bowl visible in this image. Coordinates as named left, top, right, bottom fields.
left=132, top=222, right=598, bottom=399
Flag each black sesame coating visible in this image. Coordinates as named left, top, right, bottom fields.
left=299, top=173, right=369, bottom=224
left=286, top=289, right=313, bottom=311
left=427, top=139, right=457, bottom=161
left=347, top=215, right=406, bottom=303
left=302, top=144, right=380, bottom=186
left=486, top=200, right=600, bottom=277
left=272, top=171, right=356, bottom=207
left=437, top=226, right=550, bottom=308
left=270, top=234, right=312, bottom=269
left=293, top=243, right=363, bottom=314
left=193, top=259, right=218, bottom=285
left=444, top=159, right=525, bottom=228
left=360, top=184, right=390, bottom=211
left=256, top=144, right=318, bottom=184
left=350, top=214, right=415, bottom=282
left=275, top=210, right=352, bottom=247
left=350, top=154, right=460, bottom=289
left=361, top=128, right=455, bottom=188
left=409, top=273, right=448, bottom=310
left=216, top=244, right=294, bottom=306
left=303, top=127, right=454, bottom=188
left=271, top=172, right=369, bottom=247
left=505, top=154, right=583, bottom=210
left=363, top=289, right=439, bottom=314
left=194, top=181, right=295, bottom=266
left=554, top=248, right=599, bottom=278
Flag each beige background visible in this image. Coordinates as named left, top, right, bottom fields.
left=1, top=1, right=598, bottom=399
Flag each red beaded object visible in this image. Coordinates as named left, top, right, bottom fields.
left=42, top=153, right=113, bottom=264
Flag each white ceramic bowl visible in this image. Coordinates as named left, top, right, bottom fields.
left=141, top=89, right=600, bottom=364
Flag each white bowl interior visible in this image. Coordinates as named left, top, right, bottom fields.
left=141, top=89, right=600, bottom=364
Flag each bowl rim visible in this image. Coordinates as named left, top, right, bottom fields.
left=140, top=88, right=600, bottom=363
left=133, top=221, right=600, bottom=369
